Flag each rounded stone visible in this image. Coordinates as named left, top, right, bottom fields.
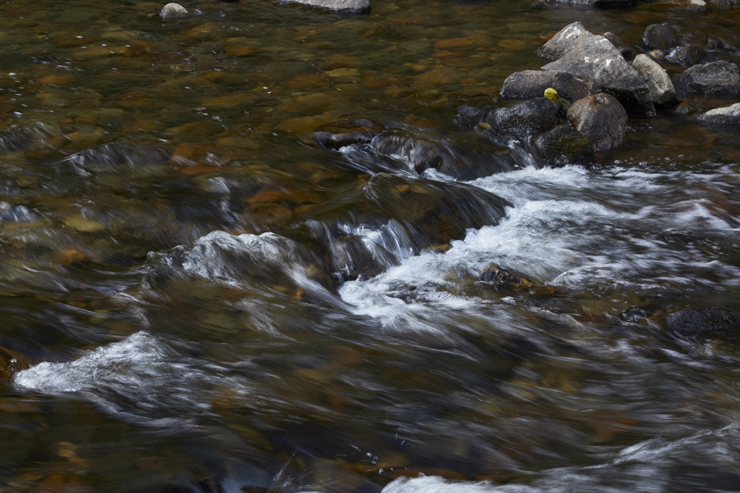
left=567, top=93, right=627, bottom=152
left=643, top=24, right=678, bottom=50
left=160, top=3, right=189, bottom=19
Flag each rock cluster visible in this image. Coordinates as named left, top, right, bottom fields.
left=312, top=20, right=740, bottom=173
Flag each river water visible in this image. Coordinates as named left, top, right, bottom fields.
left=1, top=0, right=740, bottom=491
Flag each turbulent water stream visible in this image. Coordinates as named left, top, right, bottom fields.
left=1, top=0, right=740, bottom=491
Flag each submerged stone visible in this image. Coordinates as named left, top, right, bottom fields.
left=666, top=308, right=740, bottom=337
left=313, top=119, right=383, bottom=150
left=371, top=132, right=513, bottom=180
left=61, top=143, right=171, bottom=173
left=278, top=0, right=370, bottom=12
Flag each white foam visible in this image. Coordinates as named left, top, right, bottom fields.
left=382, top=476, right=534, bottom=493
left=14, top=331, right=251, bottom=421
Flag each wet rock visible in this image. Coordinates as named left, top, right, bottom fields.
left=483, top=97, right=560, bottom=140
left=533, top=124, right=595, bottom=167
left=672, top=61, right=740, bottom=97
left=603, top=32, right=634, bottom=61
left=371, top=132, right=513, bottom=180
left=567, top=93, right=627, bottom=151
left=331, top=237, right=396, bottom=283
left=480, top=264, right=534, bottom=290
left=61, top=143, right=171, bottom=173
left=537, top=22, right=600, bottom=61
left=160, top=3, right=189, bottom=19
left=673, top=45, right=708, bottom=67
left=698, top=103, right=740, bottom=124
left=631, top=54, right=677, bottom=106
left=500, top=70, right=596, bottom=102
left=643, top=24, right=679, bottom=50
left=687, top=0, right=707, bottom=11
left=666, top=308, right=740, bottom=337
left=540, top=24, right=655, bottom=116
left=363, top=174, right=510, bottom=248
left=313, top=119, right=383, bottom=150
left=279, top=0, right=370, bottom=12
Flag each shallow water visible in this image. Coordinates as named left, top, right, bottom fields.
left=2, top=0, right=740, bottom=491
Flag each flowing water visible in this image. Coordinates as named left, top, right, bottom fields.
left=2, top=0, right=740, bottom=491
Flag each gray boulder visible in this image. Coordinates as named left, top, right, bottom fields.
left=533, top=124, right=595, bottom=168
left=279, top=0, right=370, bottom=11
left=484, top=97, right=560, bottom=140
left=698, top=103, right=740, bottom=124
left=537, top=22, right=601, bottom=61
left=541, top=34, right=655, bottom=116
left=672, top=61, right=740, bottom=97
left=643, top=24, right=679, bottom=50
left=567, top=93, right=627, bottom=151
left=500, top=70, right=596, bottom=102
left=631, top=54, right=677, bottom=106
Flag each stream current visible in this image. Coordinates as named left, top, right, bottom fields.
left=1, top=0, right=740, bottom=491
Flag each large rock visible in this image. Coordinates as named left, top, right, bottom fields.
left=540, top=23, right=655, bottom=116
left=666, top=308, right=740, bottom=337
left=538, top=22, right=601, bottom=61
left=672, top=61, right=740, bottom=97
left=698, top=103, right=740, bottom=124
left=313, top=119, right=383, bottom=150
left=279, top=0, right=370, bottom=11
left=500, top=70, right=596, bottom=102
left=533, top=124, right=595, bottom=168
left=643, top=24, right=679, bottom=50
left=567, top=93, right=627, bottom=151
left=483, top=97, right=560, bottom=140
left=631, top=54, right=677, bottom=106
